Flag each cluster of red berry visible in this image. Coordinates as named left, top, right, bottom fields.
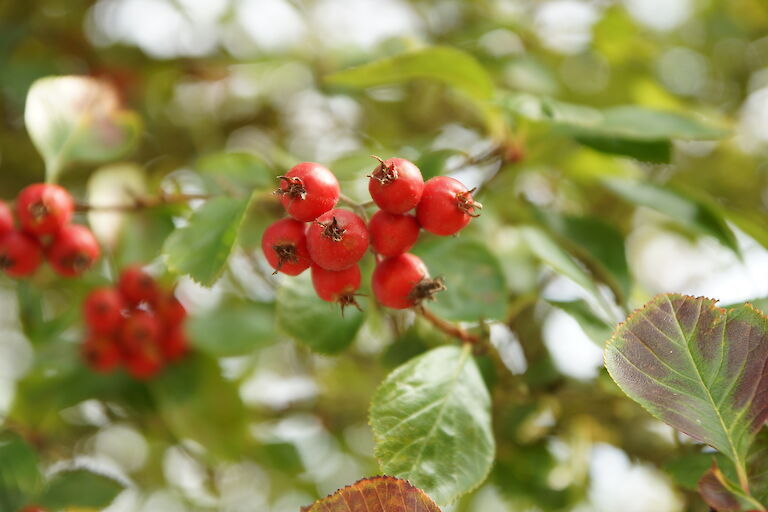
left=81, top=266, right=188, bottom=380
left=261, top=158, right=480, bottom=309
left=0, top=184, right=100, bottom=278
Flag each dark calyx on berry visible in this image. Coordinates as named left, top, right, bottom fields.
left=408, top=276, right=447, bottom=306
left=272, top=243, right=300, bottom=274
left=457, top=187, right=482, bottom=217
left=368, top=155, right=398, bottom=185
left=275, top=176, right=307, bottom=200
left=318, top=216, right=346, bottom=242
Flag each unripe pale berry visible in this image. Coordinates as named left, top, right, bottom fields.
left=0, top=231, right=43, bottom=277
left=261, top=218, right=311, bottom=276
left=16, top=183, right=74, bottom=236
left=306, top=209, right=369, bottom=271
left=83, top=287, right=125, bottom=335
left=416, top=176, right=481, bottom=236
left=276, top=162, right=340, bottom=222
left=47, top=224, right=101, bottom=277
left=368, top=157, right=424, bottom=214
left=372, top=253, right=444, bottom=309
left=368, top=210, right=420, bottom=257
left=311, top=263, right=361, bottom=306
left=118, top=265, right=158, bottom=306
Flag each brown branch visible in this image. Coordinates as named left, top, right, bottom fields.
left=76, top=193, right=212, bottom=212
left=418, top=306, right=480, bottom=344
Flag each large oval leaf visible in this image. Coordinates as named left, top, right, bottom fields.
left=0, top=432, right=42, bottom=511
left=370, top=344, right=495, bottom=505
left=25, top=76, right=141, bottom=181
left=302, top=476, right=441, bottom=512
left=605, top=294, right=768, bottom=486
left=38, top=469, right=124, bottom=510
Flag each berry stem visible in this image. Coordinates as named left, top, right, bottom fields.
left=418, top=306, right=480, bottom=344
left=75, top=193, right=213, bottom=212
left=338, top=193, right=369, bottom=222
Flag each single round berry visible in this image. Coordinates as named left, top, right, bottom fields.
left=311, top=263, right=361, bottom=308
left=261, top=218, right=311, bottom=276
left=47, top=224, right=101, bottom=277
left=368, top=157, right=424, bottom=214
left=119, top=311, right=161, bottom=355
left=0, top=200, right=14, bottom=238
left=81, top=335, right=122, bottom=373
left=372, top=253, right=445, bottom=309
left=157, top=292, right=186, bottom=326
left=0, top=231, right=43, bottom=278
left=160, top=324, right=188, bottom=362
left=83, top=287, right=125, bottom=334
left=18, top=506, right=48, bottom=512
left=118, top=265, right=158, bottom=306
left=125, top=345, right=163, bottom=380
left=368, top=210, right=420, bottom=257
left=276, top=162, right=340, bottom=222
left=16, top=183, right=75, bottom=236
left=416, top=176, right=482, bottom=236
left=306, top=209, right=369, bottom=271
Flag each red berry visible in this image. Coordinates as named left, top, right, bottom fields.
left=83, top=287, right=125, bottom=334
left=0, top=200, right=14, bottom=237
left=19, top=506, right=47, bottom=512
left=119, top=311, right=161, bottom=355
left=311, top=263, right=361, bottom=305
left=125, top=345, right=163, bottom=380
left=276, top=162, right=340, bottom=222
left=118, top=265, right=158, bottom=306
left=16, top=183, right=74, bottom=236
left=306, top=209, right=369, bottom=271
left=416, top=176, right=481, bottom=236
left=81, top=335, right=122, bottom=373
left=160, top=325, right=188, bottom=362
left=0, top=231, right=42, bottom=277
left=157, top=292, right=186, bottom=326
left=261, top=218, right=311, bottom=276
left=368, top=210, right=420, bottom=257
left=47, top=224, right=101, bottom=277
left=372, top=253, right=441, bottom=309
left=368, top=157, right=424, bottom=214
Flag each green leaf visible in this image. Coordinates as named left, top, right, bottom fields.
left=196, top=152, right=274, bottom=194
left=163, top=195, right=253, bottom=286
left=603, top=179, right=740, bottom=255
left=301, top=476, right=442, bottom=512
left=370, top=345, right=495, bottom=505
left=275, top=273, right=364, bottom=354
left=520, top=226, right=598, bottom=295
left=604, top=294, right=768, bottom=489
left=574, top=135, right=672, bottom=163
left=413, top=237, right=506, bottom=322
left=187, top=300, right=276, bottom=356
left=582, top=106, right=728, bottom=140
left=416, top=149, right=464, bottom=180
left=38, top=469, right=124, bottom=509
left=747, top=298, right=768, bottom=315
left=664, top=452, right=728, bottom=491
left=150, top=354, right=248, bottom=460
left=0, top=432, right=42, bottom=511
left=548, top=299, right=614, bottom=346
left=326, top=46, right=494, bottom=101
left=24, top=76, right=141, bottom=181
left=535, top=210, right=632, bottom=303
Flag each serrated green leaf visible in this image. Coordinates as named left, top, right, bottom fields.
left=535, top=210, right=631, bottom=303
left=301, top=476, right=442, bottom=512
left=413, top=237, right=506, bottom=322
left=664, top=452, right=729, bottom=491
left=150, top=354, right=248, bottom=460
left=275, top=273, right=364, bottom=354
left=24, top=75, right=141, bottom=181
left=38, top=469, right=123, bottom=509
left=603, top=179, right=740, bottom=255
left=326, top=46, right=494, bottom=101
left=163, top=195, right=252, bottom=286
left=187, top=300, right=276, bottom=356
left=605, top=294, right=768, bottom=489
left=370, top=344, right=495, bottom=505
left=196, top=152, right=274, bottom=194
left=0, top=431, right=42, bottom=511
left=548, top=299, right=614, bottom=346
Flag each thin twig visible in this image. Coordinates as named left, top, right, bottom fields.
left=338, top=193, right=369, bottom=222
left=418, top=306, right=480, bottom=344
left=76, top=193, right=212, bottom=212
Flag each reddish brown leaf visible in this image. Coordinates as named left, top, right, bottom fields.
left=301, top=476, right=442, bottom=512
